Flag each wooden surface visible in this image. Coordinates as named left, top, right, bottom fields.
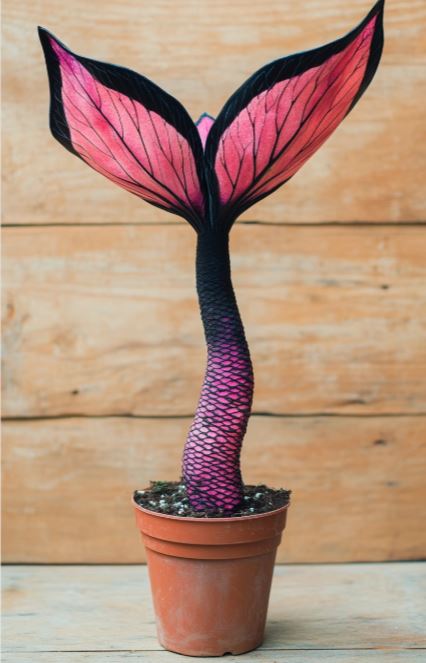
left=3, top=0, right=426, bottom=225
left=2, top=0, right=426, bottom=564
left=2, top=563, right=426, bottom=661
left=3, top=415, right=426, bottom=563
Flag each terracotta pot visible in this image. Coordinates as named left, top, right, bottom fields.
left=133, top=497, right=290, bottom=656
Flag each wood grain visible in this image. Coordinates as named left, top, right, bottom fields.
left=4, top=654, right=425, bottom=663
left=3, top=415, right=425, bottom=563
left=3, top=564, right=425, bottom=655
left=3, top=224, right=426, bottom=417
left=3, top=1, right=426, bottom=224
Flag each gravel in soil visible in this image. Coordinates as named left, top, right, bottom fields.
left=134, top=481, right=291, bottom=518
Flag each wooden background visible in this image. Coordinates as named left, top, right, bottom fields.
left=2, top=0, right=426, bottom=563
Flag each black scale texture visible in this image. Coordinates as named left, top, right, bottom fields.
left=182, top=231, right=254, bottom=512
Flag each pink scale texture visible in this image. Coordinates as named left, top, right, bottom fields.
left=182, top=234, right=254, bottom=511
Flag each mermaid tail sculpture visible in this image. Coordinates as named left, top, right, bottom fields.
left=39, top=0, right=384, bottom=513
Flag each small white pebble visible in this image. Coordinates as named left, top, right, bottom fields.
left=254, top=493, right=262, bottom=498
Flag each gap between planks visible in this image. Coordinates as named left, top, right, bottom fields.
left=3, top=221, right=426, bottom=228
left=2, top=651, right=426, bottom=663
left=3, top=412, right=426, bottom=422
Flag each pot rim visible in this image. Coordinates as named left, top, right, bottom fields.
left=132, top=494, right=290, bottom=523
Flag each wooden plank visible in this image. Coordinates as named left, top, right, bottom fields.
left=3, top=224, right=426, bottom=417
left=3, top=1, right=426, bottom=225
left=3, top=652, right=425, bottom=662
left=2, top=415, right=425, bottom=563
left=3, top=564, right=425, bottom=653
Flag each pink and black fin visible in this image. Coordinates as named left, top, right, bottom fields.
left=38, top=0, right=384, bottom=235
left=37, top=27, right=208, bottom=231
left=205, top=0, right=384, bottom=230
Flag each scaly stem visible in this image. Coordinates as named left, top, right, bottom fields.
left=183, top=230, right=254, bottom=512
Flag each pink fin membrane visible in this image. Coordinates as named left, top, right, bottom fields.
left=213, top=13, right=379, bottom=213
left=196, top=113, right=215, bottom=149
